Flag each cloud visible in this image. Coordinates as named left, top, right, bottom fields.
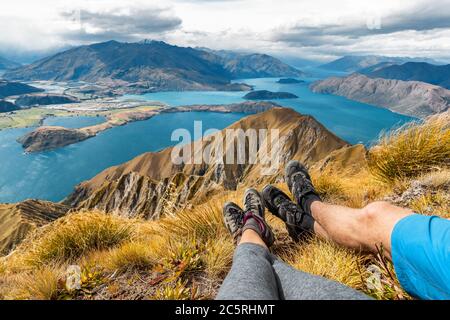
left=1, top=0, right=450, bottom=63
left=271, top=1, right=450, bottom=47
left=59, top=6, right=182, bottom=42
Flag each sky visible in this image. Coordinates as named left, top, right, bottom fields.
left=1, top=0, right=450, bottom=63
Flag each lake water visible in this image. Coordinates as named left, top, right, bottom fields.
left=0, top=70, right=414, bottom=203
left=0, top=113, right=243, bottom=202
left=125, top=76, right=413, bottom=145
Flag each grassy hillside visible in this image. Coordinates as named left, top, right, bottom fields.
left=0, top=113, right=448, bottom=300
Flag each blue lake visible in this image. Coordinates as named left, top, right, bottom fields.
left=0, top=70, right=415, bottom=203
left=125, top=76, right=414, bottom=145
left=0, top=112, right=244, bottom=202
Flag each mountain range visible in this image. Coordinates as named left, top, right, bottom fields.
left=200, top=48, right=305, bottom=78
left=365, top=62, right=450, bottom=89
left=0, top=56, right=20, bottom=70
left=320, top=55, right=441, bottom=73
left=4, top=40, right=303, bottom=93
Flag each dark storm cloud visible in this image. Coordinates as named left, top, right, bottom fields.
left=271, top=2, right=450, bottom=47
left=60, top=7, right=182, bottom=42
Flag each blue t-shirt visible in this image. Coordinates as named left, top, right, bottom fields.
left=391, top=214, right=450, bottom=300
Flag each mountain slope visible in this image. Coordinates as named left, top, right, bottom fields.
left=4, top=41, right=230, bottom=90
left=311, top=73, right=450, bottom=118
left=0, top=80, right=43, bottom=99
left=0, top=100, right=19, bottom=113
left=199, top=48, right=304, bottom=78
left=0, top=200, right=69, bottom=255
left=4, top=41, right=301, bottom=92
left=367, top=62, right=450, bottom=89
left=320, top=55, right=439, bottom=73
left=0, top=56, right=20, bottom=70
left=65, top=108, right=349, bottom=218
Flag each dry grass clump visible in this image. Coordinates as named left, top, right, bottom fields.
left=101, top=241, right=156, bottom=272
left=280, top=237, right=367, bottom=290
left=312, top=171, right=346, bottom=201
left=0, top=265, right=64, bottom=300
left=158, top=199, right=229, bottom=242
left=152, top=280, right=194, bottom=300
left=202, top=238, right=234, bottom=280
left=310, top=168, right=391, bottom=208
left=409, top=191, right=449, bottom=218
left=368, top=115, right=450, bottom=184
left=12, top=211, right=134, bottom=267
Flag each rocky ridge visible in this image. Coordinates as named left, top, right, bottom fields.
left=310, top=73, right=450, bottom=117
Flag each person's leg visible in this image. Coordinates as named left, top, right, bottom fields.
left=284, top=160, right=413, bottom=258
left=217, top=191, right=278, bottom=300
left=271, top=258, right=371, bottom=300
left=216, top=236, right=280, bottom=300
left=218, top=189, right=371, bottom=300
left=310, top=201, right=412, bottom=258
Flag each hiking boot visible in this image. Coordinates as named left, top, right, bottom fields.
left=242, top=188, right=275, bottom=247
left=285, top=160, right=321, bottom=215
left=285, top=160, right=311, bottom=191
left=223, top=202, right=244, bottom=242
left=262, top=185, right=315, bottom=241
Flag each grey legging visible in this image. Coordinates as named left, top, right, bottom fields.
left=216, top=243, right=370, bottom=300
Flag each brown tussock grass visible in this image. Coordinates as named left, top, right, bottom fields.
left=368, top=115, right=450, bottom=184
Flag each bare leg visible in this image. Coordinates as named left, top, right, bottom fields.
left=313, top=221, right=329, bottom=239
left=239, top=229, right=268, bottom=248
left=311, top=201, right=413, bottom=258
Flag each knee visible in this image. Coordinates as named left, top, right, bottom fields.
left=358, top=201, right=392, bottom=227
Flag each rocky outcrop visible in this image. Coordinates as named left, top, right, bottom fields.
left=15, top=93, right=79, bottom=107
left=17, top=126, right=92, bottom=153
left=243, top=90, right=298, bottom=100
left=0, top=200, right=69, bottom=255
left=65, top=108, right=349, bottom=219
left=310, top=73, right=450, bottom=118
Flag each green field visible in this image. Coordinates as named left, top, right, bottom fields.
left=0, top=105, right=161, bottom=131
left=0, top=108, right=75, bottom=130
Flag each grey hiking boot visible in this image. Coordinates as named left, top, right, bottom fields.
left=262, top=185, right=315, bottom=241
left=223, top=202, right=244, bottom=242
left=285, top=160, right=321, bottom=216
left=242, top=188, right=275, bottom=247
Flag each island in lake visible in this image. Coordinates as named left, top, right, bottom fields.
left=243, top=90, right=299, bottom=100
left=277, top=78, right=305, bottom=84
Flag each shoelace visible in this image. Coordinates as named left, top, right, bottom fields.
left=276, top=196, right=311, bottom=232
left=229, top=208, right=243, bottom=229
left=244, top=193, right=259, bottom=214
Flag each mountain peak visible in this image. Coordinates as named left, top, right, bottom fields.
left=4, top=41, right=303, bottom=92
left=65, top=107, right=347, bottom=218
